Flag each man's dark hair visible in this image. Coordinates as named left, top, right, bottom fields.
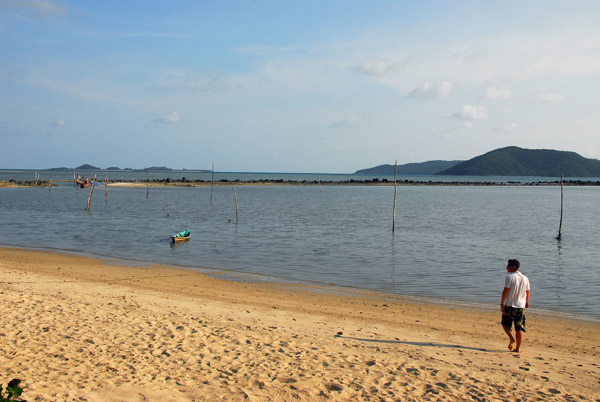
left=508, top=259, right=520, bottom=269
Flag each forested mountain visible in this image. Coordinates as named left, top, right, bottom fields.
left=437, top=146, right=600, bottom=177
left=355, top=160, right=462, bottom=175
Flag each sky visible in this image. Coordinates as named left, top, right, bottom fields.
left=1, top=1, right=599, bottom=173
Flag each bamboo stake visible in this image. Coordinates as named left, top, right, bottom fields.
left=35, top=171, right=39, bottom=186
left=104, top=171, right=108, bottom=203
left=318, top=174, right=322, bottom=192
left=211, top=162, right=214, bottom=203
left=86, top=174, right=97, bottom=210
left=49, top=171, right=53, bottom=192
left=392, top=160, right=398, bottom=233
left=233, top=186, right=239, bottom=224
left=146, top=170, right=150, bottom=199
left=556, top=174, right=564, bottom=240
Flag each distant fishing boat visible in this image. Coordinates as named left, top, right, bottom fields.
left=171, top=229, right=191, bottom=243
left=76, top=176, right=90, bottom=188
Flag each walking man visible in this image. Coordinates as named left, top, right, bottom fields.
left=500, top=259, right=530, bottom=353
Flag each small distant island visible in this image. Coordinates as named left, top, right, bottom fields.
left=46, top=165, right=210, bottom=173
left=356, top=146, right=600, bottom=177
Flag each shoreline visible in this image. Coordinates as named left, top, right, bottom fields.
left=3, top=178, right=600, bottom=188
left=8, top=244, right=599, bottom=324
left=1, top=246, right=599, bottom=401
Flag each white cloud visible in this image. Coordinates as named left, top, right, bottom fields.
left=532, top=90, right=563, bottom=104
left=484, top=86, right=511, bottom=100
left=409, top=81, right=453, bottom=99
left=453, top=105, right=489, bottom=120
left=352, top=25, right=600, bottom=93
left=349, top=60, right=403, bottom=76
left=154, top=112, right=180, bottom=124
left=0, top=0, right=68, bottom=20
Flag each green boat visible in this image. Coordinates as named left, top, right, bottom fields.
left=171, top=229, right=191, bottom=242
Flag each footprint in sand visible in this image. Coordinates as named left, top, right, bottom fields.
left=325, top=383, right=343, bottom=392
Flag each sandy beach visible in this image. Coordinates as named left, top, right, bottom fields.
left=1, top=247, right=598, bottom=401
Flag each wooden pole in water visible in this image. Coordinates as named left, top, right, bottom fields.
left=104, top=171, right=108, bottom=203
left=86, top=174, right=97, bottom=210
left=211, top=162, right=214, bottom=203
left=556, top=174, right=564, bottom=240
left=49, top=171, right=53, bottom=192
left=146, top=169, right=150, bottom=199
left=392, top=160, right=398, bottom=233
left=233, top=186, right=239, bottom=224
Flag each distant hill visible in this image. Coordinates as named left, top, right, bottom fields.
left=47, top=165, right=203, bottom=171
left=72, top=164, right=99, bottom=170
left=144, top=166, right=173, bottom=171
left=355, top=160, right=462, bottom=175
left=46, top=165, right=98, bottom=171
left=437, top=146, right=600, bottom=177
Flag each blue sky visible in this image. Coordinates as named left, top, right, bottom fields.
left=1, top=1, right=599, bottom=172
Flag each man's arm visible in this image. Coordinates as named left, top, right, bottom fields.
left=501, top=287, right=510, bottom=312
left=525, top=290, right=530, bottom=308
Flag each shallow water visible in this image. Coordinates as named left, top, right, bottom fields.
left=1, top=183, right=598, bottom=320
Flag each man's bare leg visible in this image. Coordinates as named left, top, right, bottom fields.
left=514, top=331, right=524, bottom=353
left=503, top=325, right=515, bottom=351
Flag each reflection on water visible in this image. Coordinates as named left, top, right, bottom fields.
left=0, top=184, right=598, bottom=320
left=389, top=235, right=398, bottom=291
left=552, top=239, right=564, bottom=306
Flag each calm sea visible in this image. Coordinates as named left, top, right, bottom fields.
left=1, top=170, right=599, bottom=320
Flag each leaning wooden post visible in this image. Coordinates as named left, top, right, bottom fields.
left=86, top=174, right=97, bottom=210
left=233, top=186, right=239, bottom=224
left=211, top=162, right=214, bottom=203
left=392, top=160, right=398, bottom=233
left=556, top=174, right=564, bottom=240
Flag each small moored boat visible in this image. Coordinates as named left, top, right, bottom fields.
left=76, top=179, right=90, bottom=188
left=171, top=229, right=191, bottom=242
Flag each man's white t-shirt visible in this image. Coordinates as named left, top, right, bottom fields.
left=504, top=271, right=530, bottom=308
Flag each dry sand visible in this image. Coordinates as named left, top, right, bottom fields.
left=1, top=247, right=598, bottom=401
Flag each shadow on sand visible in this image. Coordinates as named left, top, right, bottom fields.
left=335, top=334, right=504, bottom=353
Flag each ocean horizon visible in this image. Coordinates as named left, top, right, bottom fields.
left=2, top=168, right=599, bottom=185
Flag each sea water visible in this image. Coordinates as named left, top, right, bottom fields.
left=1, top=181, right=598, bottom=320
